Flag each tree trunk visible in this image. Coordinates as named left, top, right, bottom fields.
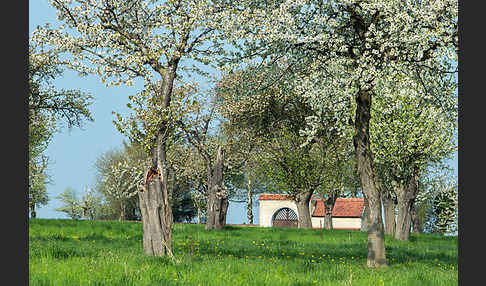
left=411, top=202, right=423, bottom=234
left=323, top=191, right=337, bottom=230
left=295, top=190, right=314, bottom=229
left=138, top=171, right=172, bottom=256
left=205, top=146, right=229, bottom=230
left=394, top=188, right=413, bottom=241
left=247, top=176, right=253, bottom=224
left=138, top=61, right=178, bottom=256
left=119, top=200, right=125, bottom=221
left=30, top=203, right=36, bottom=219
left=323, top=210, right=332, bottom=230
left=82, top=207, right=87, bottom=220
left=394, top=172, right=419, bottom=241
left=353, top=89, right=387, bottom=268
left=196, top=207, right=201, bottom=224
left=382, top=191, right=396, bottom=236
left=360, top=195, right=371, bottom=231
left=138, top=133, right=174, bottom=256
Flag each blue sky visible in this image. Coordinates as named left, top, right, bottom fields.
left=29, top=0, right=258, bottom=223
left=29, top=0, right=457, bottom=223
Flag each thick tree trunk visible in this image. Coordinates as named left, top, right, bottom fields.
left=382, top=191, right=396, bottom=236
left=206, top=190, right=229, bottom=230
left=206, top=146, right=229, bottom=230
left=323, top=191, right=337, bottom=230
left=360, top=195, right=371, bottom=231
left=139, top=134, right=174, bottom=256
left=138, top=171, right=172, bottom=256
left=295, top=190, right=314, bottom=229
left=323, top=212, right=332, bottom=230
left=394, top=172, right=419, bottom=241
left=394, top=189, right=413, bottom=241
left=411, top=202, right=423, bottom=234
left=138, top=164, right=172, bottom=256
left=247, top=177, right=253, bottom=224
left=138, top=61, right=178, bottom=256
left=353, top=89, right=387, bottom=268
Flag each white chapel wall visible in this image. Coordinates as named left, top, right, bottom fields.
left=259, top=200, right=299, bottom=227
left=311, top=217, right=325, bottom=228
left=332, top=217, right=362, bottom=229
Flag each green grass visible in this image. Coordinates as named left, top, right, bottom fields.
left=29, top=219, right=457, bottom=286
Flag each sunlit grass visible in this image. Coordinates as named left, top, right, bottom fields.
left=29, top=219, right=457, bottom=286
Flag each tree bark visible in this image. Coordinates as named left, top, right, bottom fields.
left=323, top=190, right=337, bottom=230
left=138, top=171, right=172, bottom=256
left=382, top=191, right=396, bottom=236
left=323, top=205, right=333, bottom=230
left=411, top=202, right=423, bottom=234
left=394, top=172, right=419, bottom=241
left=360, top=195, right=371, bottom=231
left=30, top=202, right=36, bottom=219
left=394, top=187, right=412, bottom=241
left=205, top=146, right=229, bottom=230
left=247, top=176, right=253, bottom=224
left=353, top=89, right=387, bottom=267
left=196, top=207, right=201, bottom=224
left=138, top=61, right=178, bottom=256
left=294, top=190, right=314, bottom=229
left=119, top=200, right=125, bottom=221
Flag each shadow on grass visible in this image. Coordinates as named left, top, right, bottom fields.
left=179, top=240, right=369, bottom=262
left=386, top=246, right=457, bottom=265
left=174, top=232, right=456, bottom=267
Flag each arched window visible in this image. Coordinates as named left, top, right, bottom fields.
left=272, top=208, right=298, bottom=228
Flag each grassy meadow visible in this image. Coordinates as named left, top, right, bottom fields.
left=29, top=219, right=457, bottom=286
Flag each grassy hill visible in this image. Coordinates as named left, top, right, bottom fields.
left=29, top=219, right=457, bottom=286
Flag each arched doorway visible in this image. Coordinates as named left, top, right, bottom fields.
left=272, top=208, right=298, bottom=228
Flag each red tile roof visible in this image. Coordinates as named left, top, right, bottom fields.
left=312, top=199, right=326, bottom=217
left=331, top=198, right=364, bottom=217
left=258, top=194, right=294, bottom=200
left=259, top=193, right=321, bottom=201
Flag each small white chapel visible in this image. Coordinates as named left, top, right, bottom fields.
left=258, top=194, right=365, bottom=230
